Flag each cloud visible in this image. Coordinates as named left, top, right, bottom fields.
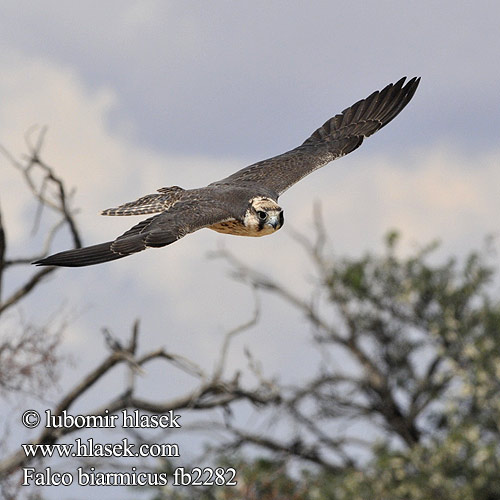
left=1, top=6, right=499, bottom=499
left=0, top=49, right=234, bottom=243
left=2, top=49, right=499, bottom=371
left=300, top=145, right=500, bottom=257
left=0, top=50, right=273, bottom=370
left=2, top=1, right=500, bottom=158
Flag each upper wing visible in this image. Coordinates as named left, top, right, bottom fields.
left=217, top=77, right=420, bottom=196
left=33, top=197, right=233, bottom=267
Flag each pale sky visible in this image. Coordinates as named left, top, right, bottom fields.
left=1, top=1, right=499, bottom=498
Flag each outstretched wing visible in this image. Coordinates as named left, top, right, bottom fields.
left=33, top=198, right=232, bottom=267
left=217, top=77, right=420, bottom=196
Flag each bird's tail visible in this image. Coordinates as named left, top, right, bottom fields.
left=33, top=242, right=125, bottom=267
left=101, top=186, right=185, bottom=216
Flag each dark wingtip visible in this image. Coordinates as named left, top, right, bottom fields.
left=31, top=242, right=125, bottom=267
left=403, top=76, right=421, bottom=98
left=32, top=258, right=52, bottom=267
left=365, top=75, right=421, bottom=133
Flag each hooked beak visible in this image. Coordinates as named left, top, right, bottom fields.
left=268, top=211, right=284, bottom=230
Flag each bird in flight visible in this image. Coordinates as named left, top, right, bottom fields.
left=34, top=77, right=420, bottom=267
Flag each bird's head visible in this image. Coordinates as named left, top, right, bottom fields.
left=244, top=196, right=284, bottom=236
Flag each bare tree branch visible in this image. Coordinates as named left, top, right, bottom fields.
left=0, top=128, right=84, bottom=319
left=0, top=313, right=280, bottom=479
left=0, top=209, right=5, bottom=301
left=0, top=320, right=62, bottom=395
left=0, top=267, right=55, bottom=315
left=215, top=221, right=425, bottom=452
left=220, top=423, right=341, bottom=473
left=213, top=285, right=260, bottom=381
left=1, top=126, right=82, bottom=252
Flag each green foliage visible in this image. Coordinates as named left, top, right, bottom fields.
left=148, top=232, right=500, bottom=500
left=320, top=233, right=500, bottom=499
left=148, top=458, right=316, bottom=500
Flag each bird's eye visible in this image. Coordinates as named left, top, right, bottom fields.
left=257, top=210, right=268, bottom=220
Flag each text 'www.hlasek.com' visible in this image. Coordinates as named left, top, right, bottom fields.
left=20, top=408, right=237, bottom=487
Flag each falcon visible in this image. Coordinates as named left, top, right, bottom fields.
left=34, top=77, right=420, bottom=267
